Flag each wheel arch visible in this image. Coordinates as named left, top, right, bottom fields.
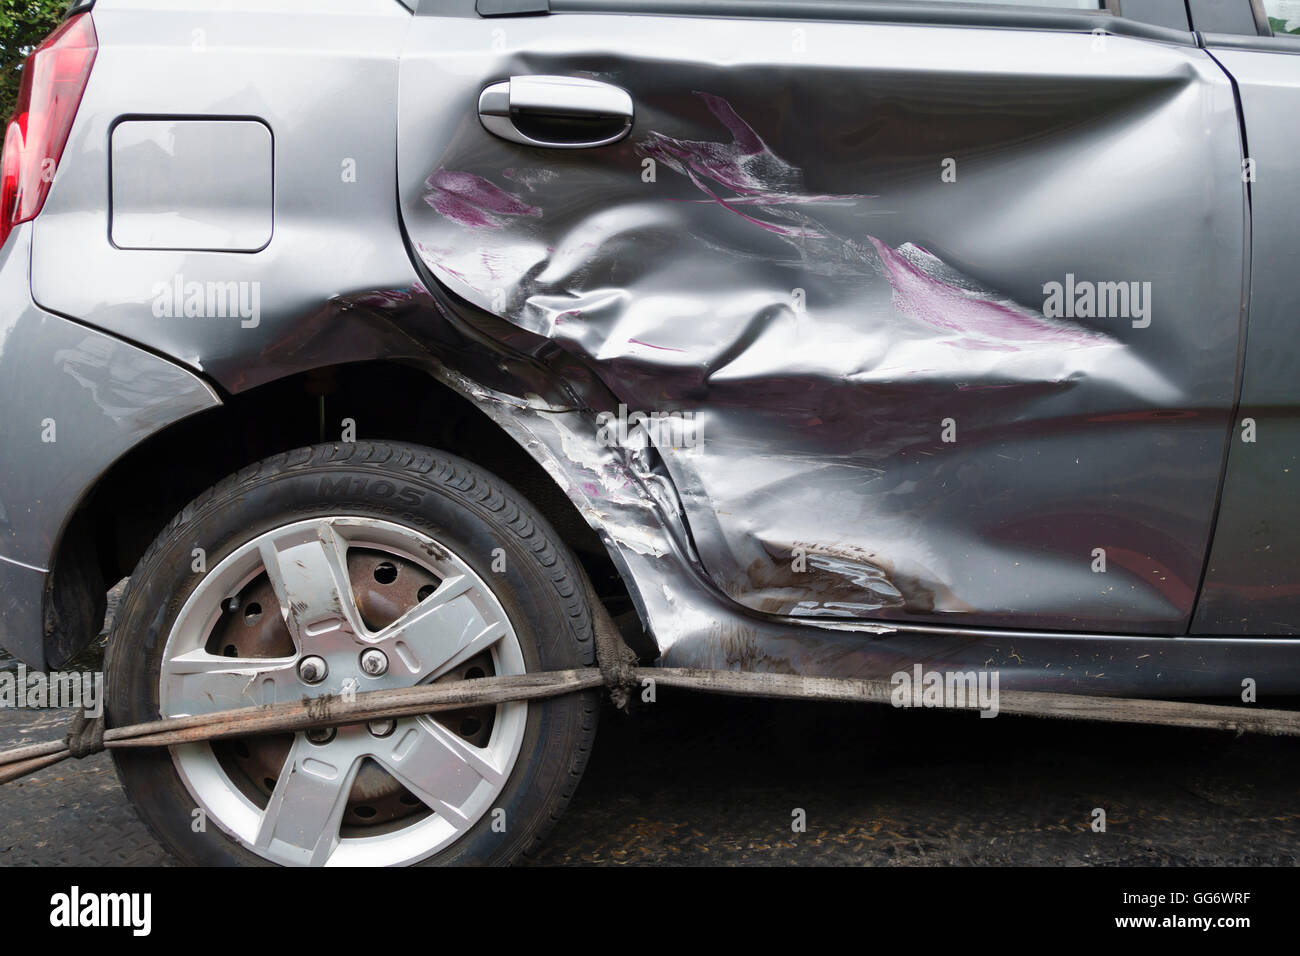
left=49, top=358, right=646, bottom=667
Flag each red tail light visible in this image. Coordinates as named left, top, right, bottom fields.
left=0, top=13, right=97, bottom=248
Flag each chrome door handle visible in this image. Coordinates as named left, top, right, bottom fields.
left=478, top=75, right=633, bottom=149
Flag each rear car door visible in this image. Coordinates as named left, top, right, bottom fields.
left=397, top=0, right=1246, bottom=634
left=1189, top=0, right=1300, bottom=634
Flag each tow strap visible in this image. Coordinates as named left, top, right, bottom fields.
left=3, top=664, right=1300, bottom=786
left=2, top=592, right=1297, bottom=785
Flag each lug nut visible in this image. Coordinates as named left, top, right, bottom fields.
left=367, top=719, right=396, bottom=738
left=359, top=648, right=389, bottom=677
left=305, top=726, right=336, bottom=745
left=298, top=655, right=328, bottom=684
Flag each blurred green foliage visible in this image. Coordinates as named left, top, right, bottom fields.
left=0, top=1, right=71, bottom=119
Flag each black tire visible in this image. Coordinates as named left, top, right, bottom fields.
left=106, top=441, right=599, bottom=866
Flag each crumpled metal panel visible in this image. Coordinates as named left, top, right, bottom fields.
left=398, top=14, right=1245, bottom=635
left=12, top=1, right=1284, bottom=690
left=351, top=307, right=1292, bottom=698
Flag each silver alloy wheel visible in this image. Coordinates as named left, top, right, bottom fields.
left=159, top=517, right=527, bottom=867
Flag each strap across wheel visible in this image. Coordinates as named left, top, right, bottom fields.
left=3, top=663, right=1300, bottom=786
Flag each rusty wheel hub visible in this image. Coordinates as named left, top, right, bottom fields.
left=209, top=548, right=497, bottom=829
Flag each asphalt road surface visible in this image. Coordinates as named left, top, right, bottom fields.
left=0, top=689, right=1296, bottom=866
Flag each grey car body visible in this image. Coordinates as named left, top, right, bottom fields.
left=2, top=0, right=1299, bottom=699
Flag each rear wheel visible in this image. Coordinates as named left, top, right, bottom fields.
left=107, top=441, right=599, bottom=866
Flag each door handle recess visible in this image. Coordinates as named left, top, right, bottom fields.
left=478, top=75, right=633, bottom=149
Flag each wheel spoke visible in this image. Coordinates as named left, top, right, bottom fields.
left=255, top=734, right=361, bottom=867
left=162, top=649, right=296, bottom=716
left=258, top=520, right=366, bottom=644
left=373, top=718, right=504, bottom=829
left=370, top=574, right=506, bottom=681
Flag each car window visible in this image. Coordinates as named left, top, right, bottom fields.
left=820, top=0, right=1103, bottom=6
left=924, top=0, right=1101, bottom=6
left=1263, top=0, right=1300, bottom=33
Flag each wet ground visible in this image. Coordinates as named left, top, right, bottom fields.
left=0, top=688, right=1296, bottom=866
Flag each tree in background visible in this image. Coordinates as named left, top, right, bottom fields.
left=0, top=1, right=70, bottom=119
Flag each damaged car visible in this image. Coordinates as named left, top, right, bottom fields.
left=0, top=0, right=1297, bottom=865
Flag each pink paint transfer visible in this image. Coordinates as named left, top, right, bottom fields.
left=424, top=169, right=541, bottom=229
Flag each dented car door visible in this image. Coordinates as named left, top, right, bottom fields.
left=398, top=1, right=1246, bottom=634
